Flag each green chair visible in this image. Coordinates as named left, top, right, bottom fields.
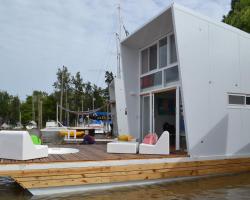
left=30, top=134, right=42, bottom=145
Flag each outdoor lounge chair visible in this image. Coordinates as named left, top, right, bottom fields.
left=139, top=131, right=169, bottom=155
left=107, top=141, right=139, bottom=154
left=0, top=130, right=48, bottom=160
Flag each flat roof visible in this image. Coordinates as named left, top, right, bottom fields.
left=121, top=3, right=250, bottom=48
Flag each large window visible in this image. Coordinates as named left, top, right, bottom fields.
left=149, top=45, right=157, bottom=70
left=141, top=71, right=162, bottom=90
left=140, top=33, right=179, bottom=92
left=141, top=44, right=157, bottom=74
left=141, top=49, right=149, bottom=74
left=170, top=34, right=177, bottom=64
left=141, top=34, right=177, bottom=75
left=159, top=37, right=167, bottom=68
left=164, top=66, right=179, bottom=85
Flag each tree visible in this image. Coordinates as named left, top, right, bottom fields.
left=0, top=91, right=21, bottom=125
left=53, top=66, right=72, bottom=123
left=104, top=71, right=114, bottom=99
left=105, top=71, right=114, bottom=86
left=71, top=71, right=84, bottom=112
left=9, top=96, right=20, bottom=124
left=0, top=91, right=11, bottom=123
left=223, top=0, right=250, bottom=33
left=20, top=95, right=33, bottom=125
left=0, top=67, right=110, bottom=127
left=42, top=93, right=57, bottom=124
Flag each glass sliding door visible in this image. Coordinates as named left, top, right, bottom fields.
left=141, top=95, right=150, bottom=139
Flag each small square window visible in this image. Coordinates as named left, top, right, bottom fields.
left=246, top=97, right=250, bottom=105
left=228, top=95, right=245, bottom=105
left=164, top=66, right=179, bottom=85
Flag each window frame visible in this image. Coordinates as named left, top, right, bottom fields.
left=169, top=34, right=177, bottom=64
left=139, top=32, right=179, bottom=93
left=139, top=32, right=178, bottom=76
left=149, top=44, right=158, bottom=71
left=163, top=65, right=179, bottom=86
left=246, top=96, right=250, bottom=105
left=140, top=71, right=163, bottom=92
left=159, top=36, right=168, bottom=68
left=228, top=93, right=250, bottom=108
left=141, top=48, right=149, bottom=74
left=228, top=94, right=245, bottom=106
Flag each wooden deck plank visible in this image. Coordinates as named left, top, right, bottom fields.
left=5, top=157, right=250, bottom=178
left=0, top=144, right=187, bottom=165
left=14, top=163, right=250, bottom=189
left=13, top=161, right=250, bottom=182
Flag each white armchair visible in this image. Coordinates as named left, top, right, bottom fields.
left=139, top=131, right=170, bottom=155
left=0, top=131, right=48, bottom=160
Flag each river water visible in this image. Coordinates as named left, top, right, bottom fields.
left=0, top=172, right=250, bottom=200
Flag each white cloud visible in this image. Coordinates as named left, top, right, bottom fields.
left=0, top=0, right=231, bottom=99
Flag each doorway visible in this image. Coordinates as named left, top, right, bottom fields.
left=154, top=90, right=176, bottom=148
left=141, top=95, right=150, bottom=139
left=140, top=87, right=187, bottom=151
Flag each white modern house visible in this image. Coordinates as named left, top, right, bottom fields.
left=120, top=3, right=250, bottom=157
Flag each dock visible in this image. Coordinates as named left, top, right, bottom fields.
left=0, top=144, right=250, bottom=195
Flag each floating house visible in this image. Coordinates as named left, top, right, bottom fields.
left=0, top=3, right=250, bottom=196
left=121, top=3, right=250, bottom=157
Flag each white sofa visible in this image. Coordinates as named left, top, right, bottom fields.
left=107, top=142, right=139, bottom=154
left=0, top=131, right=48, bottom=160
left=139, top=131, right=170, bottom=155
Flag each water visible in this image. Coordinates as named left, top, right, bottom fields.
left=0, top=173, right=250, bottom=200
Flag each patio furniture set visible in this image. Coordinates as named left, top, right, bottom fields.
left=107, top=131, right=170, bottom=155
left=0, top=130, right=170, bottom=161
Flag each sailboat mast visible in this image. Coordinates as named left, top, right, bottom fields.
left=116, top=3, right=122, bottom=78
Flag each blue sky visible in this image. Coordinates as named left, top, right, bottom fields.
left=0, top=0, right=231, bottom=100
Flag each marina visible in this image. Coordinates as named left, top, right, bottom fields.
left=0, top=1, right=250, bottom=199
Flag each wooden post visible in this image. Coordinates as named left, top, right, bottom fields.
left=37, top=96, right=40, bottom=129
left=40, top=100, right=43, bottom=128
left=32, top=95, right=35, bottom=121
left=59, top=72, right=64, bottom=123
left=56, top=103, right=58, bottom=123
left=67, top=103, right=69, bottom=127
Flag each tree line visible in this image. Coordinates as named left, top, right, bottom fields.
left=0, top=66, right=114, bottom=128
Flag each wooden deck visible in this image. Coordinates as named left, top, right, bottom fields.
left=0, top=144, right=187, bottom=165
left=0, top=144, right=250, bottom=195
left=9, top=157, right=250, bottom=193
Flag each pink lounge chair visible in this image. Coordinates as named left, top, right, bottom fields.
left=139, top=131, right=170, bottom=155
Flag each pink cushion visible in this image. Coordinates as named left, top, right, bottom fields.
left=142, top=133, right=158, bottom=145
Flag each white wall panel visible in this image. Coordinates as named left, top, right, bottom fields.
left=226, top=108, right=242, bottom=155
left=208, top=23, right=241, bottom=156
left=239, top=36, right=250, bottom=93
left=114, top=78, right=129, bottom=134
left=173, top=5, right=250, bottom=157
left=121, top=45, right=140, bottom=138
left=173, top=7, right=211, bottom=156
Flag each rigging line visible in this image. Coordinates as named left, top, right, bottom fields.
left=103, top=32, right=114, bottom=69
left=58, top=101, right=110, bottom=115
left=96, top=9, right=116, bottom=74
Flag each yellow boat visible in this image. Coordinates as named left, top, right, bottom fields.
left=59, top=130, right=84, bottom=138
